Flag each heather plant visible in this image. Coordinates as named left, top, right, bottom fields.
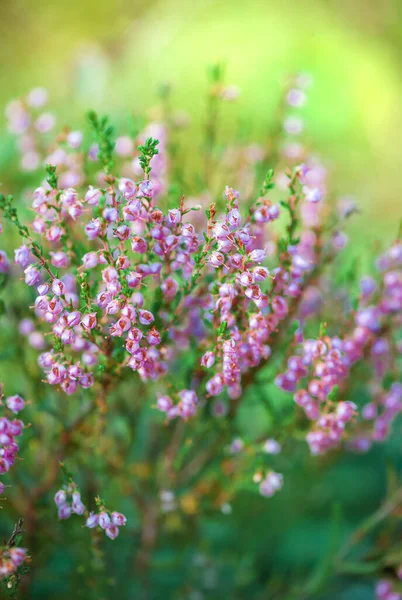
left=0, top=71, right=401, bottom=599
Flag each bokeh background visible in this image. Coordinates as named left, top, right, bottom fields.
left=1, top=0, right=402, bottom=241
left=0, top=1, right=401, bottom=598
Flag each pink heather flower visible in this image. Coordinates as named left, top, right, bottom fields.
left=376, top=581, right=392, bottom=599
left=14, top=245, right=33, bottom=268
left=82, top=252, right=98, bottom=269
left=209, top=252, right=225, bottom=268
left=259, top=471, right=283, bottom=497
left=105, top=525, right=119, bottom=540
left=360, top=276, right=376, bottom=297
left=54, top=490, right=67, bottom=507
left=147, top=328, right=161, bottom=345
left=131, top=237, right=147, bottom=254
left=248, top=249, right=266, bottom=264
left=37, top=283, right=50, bottom=295
left=48, top=364, right=67, bottom=385
left=230, top=438, right=244, bottom=454
left=157, top=396, right=173, bottom=412
left=9, top=547, right=27, bottom=567
left=103, top=207, right=119, bottom=223
left=19, top=318, right=35, bottom=335
left=5, top=395, right=25, bottom=414
left=52, top=279, right=66, bottom=296
left=67, top=311, right=81, bottom=327
left=111, top=511, right=127, bottom=526
left=118, top=178, right=137, bottom=199
left=220, top=85, right=241, bottom=101
left=304, top=187, right=323, bottom=203
left=126, top=272, right=142, bottom=289
left=28, top=332, right=45, bottom=350
left=168, top=209, right=181, bottom=225
left=80, top=374, right=94, bottom=389
left=86, top=512, right=99, bottom=528
left=336, top=401, right=357, bottom=422
left=85, top=186, right=102, bottom=205
left=81, top=313, right=97, bottom=330
left=139, top=180, right=153, bottom=198
left=161, top=277, right=178, bottom=299
left=227, top=209, right=241, bottom=228
left=286, top=88, right=306, bottom=107
left=138, top=310, right=154, bottom=326
left=67, top=131, right=83, bottom=149
left=99, top=511, right=111, bottom=529
left=58, top=504, right=72, bottom=519
left=253, top=267, right=270, bottom=281
left=85, top=219, right=102, bottom=240
left=0, top=482, right=5, bottom=495
left=0, top=457, right=11, bottom=474
left=27, top=87, right=48, bottom=107
left=263, top=439, right=281, bottom=454
left=201, top=351, right=215, bottom=368
left=24, top=265, right=41, bottom=286
left=72, top=499, right=85, bottom=515
left=35, top=112, right=55, bottom=133
left=50, top=251, right=69, bottom=268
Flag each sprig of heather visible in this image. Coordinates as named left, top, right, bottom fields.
left=54, top=463, right=127, bottom=541
left=0, top=519, right=28, bottom=589
left=0, top=383, right=26, bottom=497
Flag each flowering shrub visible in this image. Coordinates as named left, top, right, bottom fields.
left=0, top=72, right=401, bottom=598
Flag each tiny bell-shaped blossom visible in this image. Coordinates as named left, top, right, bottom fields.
left=86, top=512, right=99, bottom=528
left=52, top=279, right=65, bottom=296
left=248, top=249, right=266, bottom=264
left=263, top=439, right=281, bottom=454
left=157, top=396, right=173, bottom=412
left=201, top=351, right=215, bottom=368
left=5, top=394, right=25, bottom=414
left=81, top=313, right=97, bottom=330
left=259, top=471, right=283, bottom=497
left=85, top=186, right=102, bottom=205
left=82, top=252, right=98, bottom=269
left=54, top=489, right=67, bottom=507
left=85, top=218, right=102, bottom=240
left=111, top=511, right=127, bottom=526
left=58, top=503, right=72, bottom=520
left=72, top=498, right=85, bottom=515
left=99, top=511, right=111, bottom=529
left=9, top=547, right=27, bottom=567
left=105, top=525, right=119, bottom=540
left=24, top=265, right=41, bottom=286
left=209, top=252, right=225, bottom=268
left=14, top=245, right=32, bottom=268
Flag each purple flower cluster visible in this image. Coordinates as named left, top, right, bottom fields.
left=0, top=546, right=27, bottom=579
left=54, top=486, right=85, bottom=519
left=85, top=508, right=127, bottom=540
left=54, top=485, right=127, bottom=541
left=0, top=386, right=25, bottom=489
left=376, top=580, right=402, bottom=600
left=276, top=240, right=401, bottom=454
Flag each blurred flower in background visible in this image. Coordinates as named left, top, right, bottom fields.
left=0, top=0, right=401, bottom=244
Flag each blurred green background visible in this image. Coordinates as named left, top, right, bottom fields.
left=1, top=0, right=402, bottom=241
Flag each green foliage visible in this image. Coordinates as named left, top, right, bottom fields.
left=137, top=136, right=159, bottom=177
left=45, top=164, right=58, bottom=190
left=87, top=111, right=115, bottom=174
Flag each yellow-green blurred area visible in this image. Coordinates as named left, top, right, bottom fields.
left=0, top=0, right=402, bottom=237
